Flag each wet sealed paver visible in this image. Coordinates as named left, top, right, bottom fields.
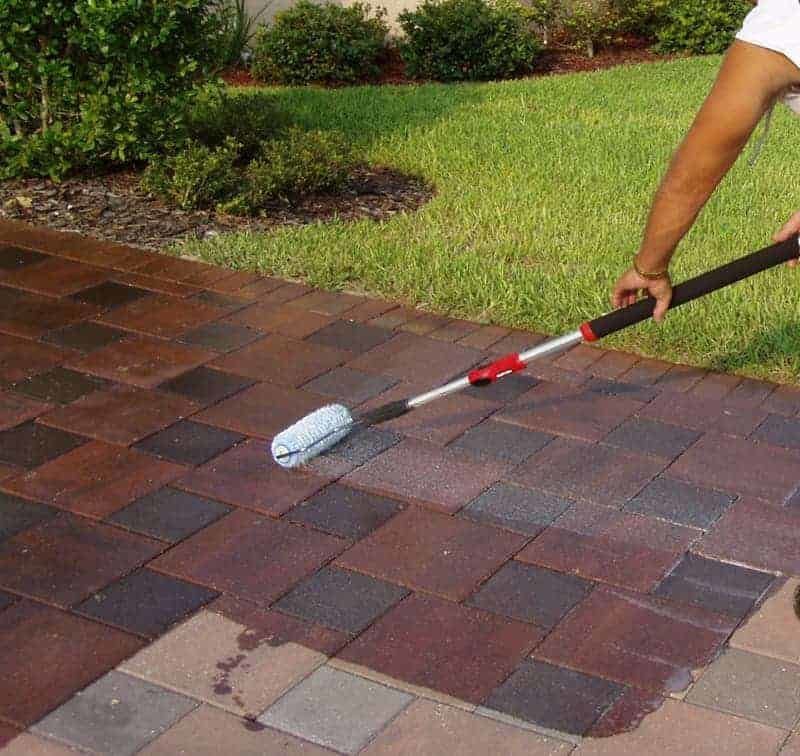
left=0, top=221, right=799, bottom=754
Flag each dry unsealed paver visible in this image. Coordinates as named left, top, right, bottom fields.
left=32, top=670, right=197, bottom=756
left=460, top=481, right=571, bottom=536
left=729, top=578, right=800, bottom=664
left=138, top=703, right=336, bottom=756
left=686, top=648, right=800, bottom=729
left=640, top=391, right=768, bottom=437
left=122, top=609, right=325, bottom=718
left=362, top=699, right=572, bottom=755
left=258, top=666, right=412, bottom=754
left=573, top=699, right=787, bottom=755
left=1, top=732, right=88, bottom=755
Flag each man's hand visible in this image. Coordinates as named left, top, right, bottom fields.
left=773, top=210, right=800, bottom=267
left=610, top=40, right=800, bottom=319
left=611, top=268, right=673, bottom=322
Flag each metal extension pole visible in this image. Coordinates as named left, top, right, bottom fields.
left=407, top=329, right=584, bottom=409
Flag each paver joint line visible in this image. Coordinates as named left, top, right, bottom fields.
left=0, top=221, right=799, bottom=754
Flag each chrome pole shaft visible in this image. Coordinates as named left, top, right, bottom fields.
left=407, top=329, right=584, bottom=409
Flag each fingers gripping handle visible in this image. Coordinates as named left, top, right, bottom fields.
left=582, top=235, right=800, bottom=341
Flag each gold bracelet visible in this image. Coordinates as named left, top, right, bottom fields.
left=633, top=258, right=669, bottom=281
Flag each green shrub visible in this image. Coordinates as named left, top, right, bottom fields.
left=560, top=0, right=619, bottom=57
left=655, top=0, right=751, bottom=54
left=142, top=138, right=240, bottom=210
left=398, top=0, right=543, bottom=82
left=609, top=0, right=669, bottom=37
left=252, top=1, right=388, bottom=85
left=527, top=0, right=561, bottom=45
left=143, top=128, right=356, bottom=213
left=0, top=0, right=221, bottom=180
left=210, top=0, right=269, bottom=67
left=239, top=128, right=356, bottom=209
left=186, top=88, right=286, bottom=161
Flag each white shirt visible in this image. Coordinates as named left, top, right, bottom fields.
left=737, top=0, right=800, bottom=112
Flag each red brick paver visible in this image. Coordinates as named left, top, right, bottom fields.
left=0, top=222, right=798, bottom=754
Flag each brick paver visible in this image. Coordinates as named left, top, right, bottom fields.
left=1, top=223, right=799, bottom=754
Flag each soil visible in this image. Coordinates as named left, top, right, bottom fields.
left=0, top=166, right=433, bottom=250
left=534, top=36, right=677, bottom=76
left=221, top=36, right=676, bottom=88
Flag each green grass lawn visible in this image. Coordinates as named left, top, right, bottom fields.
left=183, top=56, right=800, bottom=383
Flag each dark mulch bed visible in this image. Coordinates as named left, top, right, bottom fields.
left=0, top=167, right=434, bottom=250
left=222, top=36, right=675, bottom=88
left=534, top=37, right=676, bottom=76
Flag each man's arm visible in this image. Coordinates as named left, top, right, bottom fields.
left=636, top=40, right=800, bottom=273
left=613, top=40, right=800, bottom=318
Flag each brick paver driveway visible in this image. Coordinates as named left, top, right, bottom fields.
left=0, top=220, right=799, bottom=755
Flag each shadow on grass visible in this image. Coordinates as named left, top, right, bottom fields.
left=707, top=319, right=800, bottom=380
left=257, top=81, right=489, bottom=152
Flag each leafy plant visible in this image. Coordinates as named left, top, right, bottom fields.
left=398, top=0, right=543, bottom=82
left=527, top=0, right=561, bottom=45
left=252, top=0, right=388, bottom=85
left=609, top=0, right=669, bottom=38
left=186, top=87, right=286, bottom=160
left=655, top=0, right=751, bottom=54
left=239, top=128, right=356, bottom=209
left=560, top=0, right=619, bottom=57
left=142, top=137, right=241, bottom=210
left=0, top=0, right=219, bottom=180
left=142, top=127, right=357, bottom=213
left=210, top=0, right=270, bottom=68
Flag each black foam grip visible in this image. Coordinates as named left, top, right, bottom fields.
left=356, top=400, right=410, bottom=427
left=587, top=235, right=799, bottom=340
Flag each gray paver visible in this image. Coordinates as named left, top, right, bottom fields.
left=460, top=482, right=571, bottom=536
left=32, top=670, right=197, bottom=755
left=687, top=648, right=800, bottom=729
left=258, top=666, right=413, bottom=754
